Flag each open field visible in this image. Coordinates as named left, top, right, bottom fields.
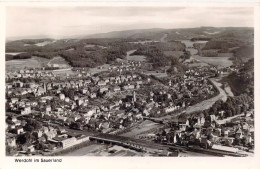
left=24, top=40, right=56, bottom=47
left=218, top=53, right=234, bottom=57
left=121, top=120, right=161, bottom=138
left=52, top=68, right=76, bottom=76
left=181, top=40, right=233, bottom=68
left=47, top=56, right=71, bottom=68
left=144, top=71, right=168, bottom=78
left=126, top=55, right=146, bottom=62
left=192, top=55, right=233, bottom=68
left=6, top=56, right=72, bottom=72
left=126, top=50, right=147, bottom=62
left=163, top=51, right=184, bottom=57
left=6, top=56, right=50, bottom=71
left=187, top=61, right=209, bottom=67
left=88, top=64, right=112, bottom=75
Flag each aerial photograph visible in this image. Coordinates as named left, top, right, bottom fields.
left=5, top=6, right=254, bottom=157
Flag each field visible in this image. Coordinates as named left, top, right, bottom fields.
left=6, top=56, right=49, bottom=72
left=126, top=55, right=146, bottom=62
left=192, top=55, right=233, bottom=68
left=144, top=71, right=168, bottom=78
left=218, top=53, right=234, bottom=57
left=47, top=56, right=71, bottom=68
left=121, top=120, right=161, bottom=138
left=126, top=50, right=147, bottom=62
left=6, top=56, right=73, bottom=75
left=24, top=40, right=56, bottom=47
left=188, top=61, right=209, bottom=67
left=163, top=51, right=184, bottom=57
left=88, top=64, right=112, bottom=74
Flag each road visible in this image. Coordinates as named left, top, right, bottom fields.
left=215, top=114, right=244, bottom=125
left=184, top=78, right=227, bottom=114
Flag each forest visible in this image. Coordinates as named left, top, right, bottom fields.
left=6, top=38, right=139, bottom=67
left=130, top=41, right=187, bottom=68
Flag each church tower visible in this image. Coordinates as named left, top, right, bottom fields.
left=132, top=91, right=136, bottom=103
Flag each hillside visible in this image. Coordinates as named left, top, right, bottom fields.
left=223, top=59, right=254, bottom=96
left=71, top=27, right=254, bottom=43
left=83, top=28, right=166, bottom=40
left=5, top=27, right=254, bottom=68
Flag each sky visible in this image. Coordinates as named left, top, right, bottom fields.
left=6, top=6, right=254, bottom=39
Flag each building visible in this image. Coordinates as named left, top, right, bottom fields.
left=6, top=137, right=16, bottom=147
left=211, top=144, right=239, bottom=153
left=59, top=93, right=65, bottom=100
left=20, top=106, right=31, bottom=115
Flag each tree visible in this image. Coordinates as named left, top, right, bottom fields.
left=24, top=119, right=42, bottom=132
left=233, top=138, right=242, bottom=146
left=17, top=132, right=32, bottom=145
left=162, top=130, right=167, bottom=136
left=35, top=142, right=47, bottom=151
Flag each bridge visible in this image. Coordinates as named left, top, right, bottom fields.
left=89, top=134, right=148, bottom=152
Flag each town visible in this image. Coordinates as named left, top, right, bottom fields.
left=5, top=47, right=254, bottom=156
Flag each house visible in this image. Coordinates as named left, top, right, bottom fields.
left=44, top=130, right=57, bottom=140
left=99, top=87, right=108, bottom=93
left=179, top=124, right=188, bottom=131
left=136, top=114, right=143, bottom=120
left=65, top=97, right=70, bottom=102
left=34, top=87, right=46, bottom=96
left=76, top=99, right=84, bottom=106
left=27, top=145, right=35, bottom=153
left=113, top=86, right=121, bottom=92
left=90, top=93, right=97, bottom=99
left=222, top=137, right=234, bottom=145
left=97, top=81, right=106, bottom=86
left=53, top=136, right=77, bottom=149
left=178, top=118, right=189, bottom=126
left=74, top=95, right=79, bottom=101
left=6, top=137, right=16, bottom=147
left=11, top=98, right=19, bottom=103
left=14, top=81, right=24, bottom=88
left=196, top=113, right=205, bottom=125
left=235, top=128, right=243, bottom=139
left=164, top=106, right=177, bottom=113
left=210, top=115, right=216, bottom=122
left=143, top=109, right=150, bottom=116
left=223, top=129, right=230, bottom=137
left=213, top=128, right=222, bottom=137
left=81, top=88, right=88, bottom=94
left=20, top=106, right=31, bottom=115
left=11, top=116, right=17, bottom=122
left=13, top=120, right=21, bottom=126
left=15, top=127, right=24, bottom=135
left=46, top=105, right=51, bottom=112
left=59, top=94, right=65, bottom=100
left=34, top=130, right=43, bottom=138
